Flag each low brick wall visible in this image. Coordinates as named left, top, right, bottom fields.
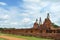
left=1, top=29, right=60, bottom=40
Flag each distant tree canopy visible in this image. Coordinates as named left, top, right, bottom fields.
left=0, top=28, right=4, bottom=30
left=0, top=28, right=15, bottom=30
left=52, top=23, right=59, bottom=28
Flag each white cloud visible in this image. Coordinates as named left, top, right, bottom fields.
left=42, top=0, right=60, bottom=2
left=0, top=2, right=7, bottom=5
left=10, top=22, right=18, bottom=25
left=0, top=8, right=9, bottom=14
left=21, top=13, right=29, bottom=16
left=0, top=0, right=60, bottom=28
left=22, top=18, right=31, bottom=23
left=40, top=2, right=51, bottom=7
left=50, top=3, right=60, bottom=12
left=23, top=0, right=40, bottom=3
left=3, top=15, right=10, bottom=19
left=0, top=15, right=10, bottom=19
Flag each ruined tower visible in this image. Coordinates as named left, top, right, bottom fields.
left=33, top=19, right=38, bottom=29
left=43, top=13, right=53, bottom=30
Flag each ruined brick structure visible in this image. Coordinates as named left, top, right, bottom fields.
left=0, top=13, right=60, bottom=39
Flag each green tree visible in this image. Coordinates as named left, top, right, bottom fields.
left=52, top=23, right=59, bottom=28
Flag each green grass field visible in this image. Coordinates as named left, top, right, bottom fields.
left=0, top=38, right=7, bottom=40
left=0, top=33, right=53, bottom=40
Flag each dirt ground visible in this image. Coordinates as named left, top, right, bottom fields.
left=0, top=35, right=26, bottom=40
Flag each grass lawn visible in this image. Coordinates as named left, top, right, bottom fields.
left=0, top=38, right=7, bottom=40
left=6, top=34, right=53, bottom=40
left=0, top=33, right=53, bottom=40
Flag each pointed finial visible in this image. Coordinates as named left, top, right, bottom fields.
left=36, top=19, right=38, bottom=23
left=39, top=17, right=42, bottom=25
left=47, top=13, right=50, bottom=19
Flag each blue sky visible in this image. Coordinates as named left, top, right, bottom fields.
left=0, top=0, right=60, bottom=29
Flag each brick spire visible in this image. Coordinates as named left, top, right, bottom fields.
left=47, top=13, right=50, bottom=19
left=39, top=17, right=42, bottom=25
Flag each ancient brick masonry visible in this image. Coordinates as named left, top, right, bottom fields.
left=0, top=13, right=60, bottom=39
